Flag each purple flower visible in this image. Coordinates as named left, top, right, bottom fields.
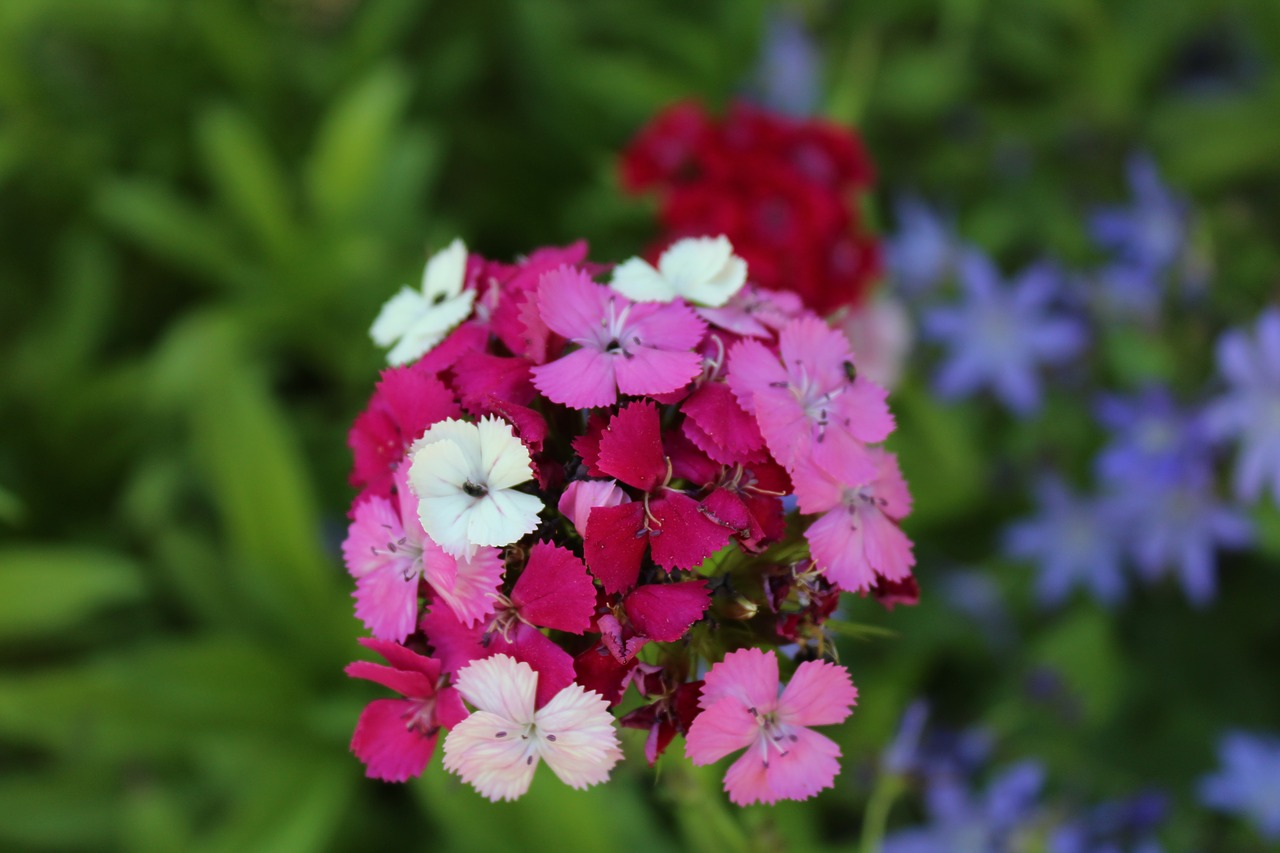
left=883, top=761, right=1046, bottom=853
left=1004, top=477, right=1127, bottom=607
left=923, top=250, right=1087, bottom=414
left=1110, top=458, right=1250, bottom=606
left=751, top=9, right=820, bottom=117
left=1050, top=791, right=1168, bottom=853
left=1205, top=307, right=1280, bottom=506
left=1091, top=263, right=1163, bottom=322
left=886, top=197, right=958, bottom=296
left=1089, top=155, right=1189, bottom=278
left=1199, top=731, right=1280, bottom=841
left=883, top=701, right=931, bottom=775
left=1095, top=387, right=1212, bottom=490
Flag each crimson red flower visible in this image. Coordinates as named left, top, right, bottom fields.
left=618, top=100, right=881, bottom=315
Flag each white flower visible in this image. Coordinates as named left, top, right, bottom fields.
left=407, top=417, right=542, bottom=559
left=610, top=235, right=748, bottom=307
left=443, top=654, right=622, bottom=801
left=370, top=238, right=474, bottom=365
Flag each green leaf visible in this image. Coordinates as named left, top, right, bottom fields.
left=194, top=753, right=353, bottom=853
left=0, top=547, right=144, bottom=643
left=185, top=335, right=349, bottom=651
left=93, top=179, right=253, bottom=289
left=305, top=65, right=413, bottom=225
left=195, top=104, right=299, bottom=262
left=0, top=637, right=313, bottom=759
left=0, top=770, right=121, bottom=848
left=887, top=380, right=985, bottom=527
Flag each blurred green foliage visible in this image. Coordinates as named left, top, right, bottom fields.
left=1, top=0, right=1278, bottom=850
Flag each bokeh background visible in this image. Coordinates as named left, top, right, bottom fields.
left=3, top=0, right=1279, bottom=850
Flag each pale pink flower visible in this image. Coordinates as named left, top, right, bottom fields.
left=794, top=448, right=915, bottom=592
left=685, top=648, right=856, bottom=805
left=530, top=266, right=706, bottom=409
left=443, top=654, right=622, bottom=801
left=557, top=479, right=630, bottom=537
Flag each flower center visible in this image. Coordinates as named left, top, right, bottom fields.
left=463, top=480, right=489, bottom=499
left=747, top=707, right=798, bottom=767
left=402, top=696, right=439, bottom=736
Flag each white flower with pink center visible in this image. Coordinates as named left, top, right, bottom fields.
left=408, top=417, right=542, bottom=559
left=443, top=654, right=622, bottom=801
left=371, top=238, right=475, bottom=365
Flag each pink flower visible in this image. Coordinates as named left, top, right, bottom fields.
left=342, top=494, right=422, bottom=643
left=443, top=654, right=623, bottom=801
left=343, top=466, right=503, bottom=640
left=558, top=479, right=630, bottom=538
left=685, top=648, right=856, bottom=805
left=530, top=266, right=706, bottom=409
left=727, top=315, right=893, bottom=484
left=345, top=638, right=467, bottom=782
left=695, top=284, right=806, bottom=339
left=794, top=448, right=915, bottom=592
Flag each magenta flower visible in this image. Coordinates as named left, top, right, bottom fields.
left=347, top=361, right=461, bottom=502
left=443, top=654, right=623, bottom=801
left=794, top=448, right=915, bottom=593
left=345, top=638, right=467, bottom=782
left=727, top=315, right=893, bottom=484
left=530, top=266, right=706, bottom=409
left=685, top=648, right=857, bottom=805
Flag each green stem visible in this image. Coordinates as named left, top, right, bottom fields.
left=860, top=774, right=904, bottom=853
left=664, top=755, right=779, bottom=853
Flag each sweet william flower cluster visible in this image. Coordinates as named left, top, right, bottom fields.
left=342, top=234, right=916, bottom=804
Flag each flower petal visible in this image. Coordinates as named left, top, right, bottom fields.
left=699, top=647, right=780, bottom=713
left=535, top=683, right=623, bottom=790
left=442, top=709, right=539, bottom=801
left=351, top=698, right=440, bottom=782
left=685, top=697, right=759, bottom=765
left=777, top=660, right=857, bottom=727
left=454, top=653, right=537, bottom=723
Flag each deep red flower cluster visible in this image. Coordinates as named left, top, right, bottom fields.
left=620, top=100, right=881, bottom=316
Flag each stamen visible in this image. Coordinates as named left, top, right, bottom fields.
left=495, top=731, right=507, bottom=738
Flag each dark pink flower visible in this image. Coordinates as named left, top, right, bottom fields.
left=620, top=679, right=704, bottom=766
left=597, top=580, right=712, bottom=664
left=348, top=363, right=461, bottom=501
left=345, top=638, right=467, bottom=782
left=685, top=648, right=856, bottom=805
